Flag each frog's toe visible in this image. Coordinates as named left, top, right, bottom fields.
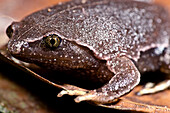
left=57, top=89, right=87, bottom=97
left=137, top=80, right=170, bottom=95
left=74, top=90, right=97, bottom=103
left=57, top=84, right=89, bottom=97
left=74, top=90, right=118, bottom=104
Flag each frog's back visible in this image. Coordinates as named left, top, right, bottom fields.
left=21, top=0, right=170, bottom=61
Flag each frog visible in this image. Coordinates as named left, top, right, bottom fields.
left=6, top=0, right=170, bottom=104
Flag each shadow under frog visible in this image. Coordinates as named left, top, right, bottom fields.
left=6, top=0, right=170, bottom=104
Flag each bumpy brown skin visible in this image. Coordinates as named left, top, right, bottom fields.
left=7, top=0, right=170, bottom=104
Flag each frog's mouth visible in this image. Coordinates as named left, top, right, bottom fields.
left=7, top=37, right=103, bottom=71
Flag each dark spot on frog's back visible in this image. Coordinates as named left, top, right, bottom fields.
left=6, top=22, right=22, bottom=38
left=6, top=24, right=13, bottom=38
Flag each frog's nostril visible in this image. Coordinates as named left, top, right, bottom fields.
left=6, top=24, right=13, bottom=38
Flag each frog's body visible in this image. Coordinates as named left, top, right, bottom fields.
left=7, top=0, right=170, bottom=104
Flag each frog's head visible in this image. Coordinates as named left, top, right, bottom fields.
left=7, top=22, right=99, bottom=70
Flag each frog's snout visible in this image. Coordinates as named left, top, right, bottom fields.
left=8, top=40, right=29, bottom=55
left=7, top=22, right=27, bottom=55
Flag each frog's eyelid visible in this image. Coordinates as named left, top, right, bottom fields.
left=44, top=31, right=66, bottom=39
left=23, top=32, right=64, bottom=43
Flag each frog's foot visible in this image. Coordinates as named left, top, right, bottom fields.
left=74, top=57, right=141, bottom=104
left=57, top=84, right=89, bottom=97
left=137, top=80, right=170, bottom=95
left=74, top=90, right=119, bottom=104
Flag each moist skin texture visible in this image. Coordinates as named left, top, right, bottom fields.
left=7, top=0, right=170, bottom=104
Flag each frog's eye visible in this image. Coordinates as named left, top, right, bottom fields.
left=43, top=34, right=61, bottom=48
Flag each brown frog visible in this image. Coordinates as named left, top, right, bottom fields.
left=6, top=0, right=170, bottom=104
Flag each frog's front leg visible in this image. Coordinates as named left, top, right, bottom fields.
left=74, top=56, right=141, bottom=104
